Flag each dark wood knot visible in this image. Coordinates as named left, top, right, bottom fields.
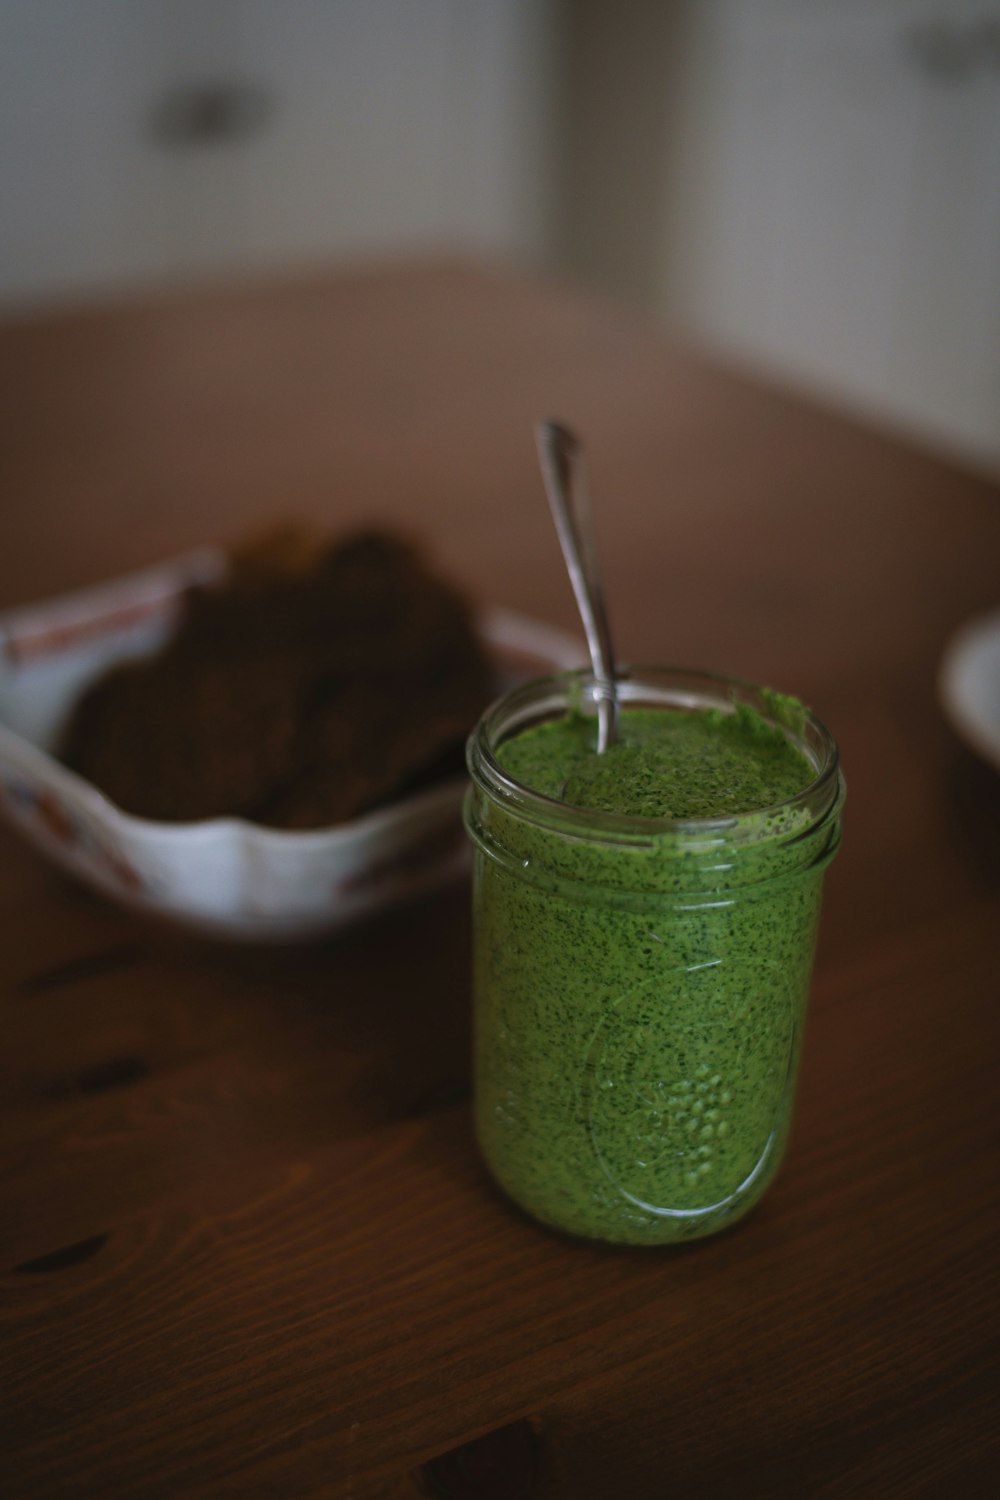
left=14, top=1234, right=109, bottom=1275
left=417, top=1417, right=541, bottom=1499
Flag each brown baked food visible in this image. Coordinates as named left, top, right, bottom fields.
left=60, top=528, right=497, bottom=827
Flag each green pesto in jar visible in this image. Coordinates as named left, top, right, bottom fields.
left=469, top=700, right=837, bottom=1245
left=499, top=704, right=812, bottom=819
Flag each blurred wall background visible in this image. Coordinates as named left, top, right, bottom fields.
left=2, top=0, right=998, bottom=472
left=0, top=0, right=557, bottom=298
left=556, top=0, right=1000, bottom=475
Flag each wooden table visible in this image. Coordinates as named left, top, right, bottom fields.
left=2, top=261, right=998, bottom=1498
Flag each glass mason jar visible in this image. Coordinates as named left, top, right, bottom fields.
left=463, top=668, right=844, bottom=1246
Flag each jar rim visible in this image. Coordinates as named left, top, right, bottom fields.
left=467, top=666, right=843, bottom=849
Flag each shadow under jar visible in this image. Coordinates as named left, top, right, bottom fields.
left=464, top=668, right=844, bottom=1246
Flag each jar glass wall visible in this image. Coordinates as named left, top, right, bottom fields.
left=464, top=668, right=844, bottom=1246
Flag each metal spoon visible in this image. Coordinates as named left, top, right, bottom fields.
left=536, top=420, right=619, bottom=752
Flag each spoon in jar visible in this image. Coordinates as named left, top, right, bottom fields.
left=536, top=420, right=619, bottom=752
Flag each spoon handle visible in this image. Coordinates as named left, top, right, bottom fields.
left=536, top=420, right=618, bottom=752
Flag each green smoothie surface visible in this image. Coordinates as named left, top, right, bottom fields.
left=496, top=704, right=814, bottom=821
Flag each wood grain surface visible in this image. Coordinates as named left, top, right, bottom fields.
left=1, top=260, right=999, bottom=1498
